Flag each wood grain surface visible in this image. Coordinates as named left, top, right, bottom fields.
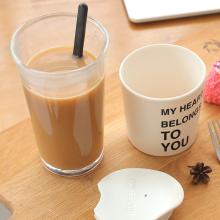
left=1, top=23, right=220, bottom=219
left=1, top=0, right=220, bottom=219
left=1, top=0, right=220, bottom=132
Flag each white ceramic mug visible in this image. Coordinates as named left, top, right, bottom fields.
left=119, top=44, right=206, bottom=156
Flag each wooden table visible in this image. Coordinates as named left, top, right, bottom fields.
left=1, top=0, right=220, bottom=219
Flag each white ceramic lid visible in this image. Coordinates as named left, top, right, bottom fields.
left=94, top=168, right=184, bottom=220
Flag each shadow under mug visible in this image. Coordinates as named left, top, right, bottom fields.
left=119, top=44, right=206, bottom=156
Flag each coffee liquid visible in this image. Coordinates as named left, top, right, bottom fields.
left=23, top=46, right=104, bottom=170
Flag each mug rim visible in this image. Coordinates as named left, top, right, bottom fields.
left=119, top=44, right=206, bottom=101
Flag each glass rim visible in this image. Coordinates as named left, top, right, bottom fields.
left=9, top=12, right=110, bottom=77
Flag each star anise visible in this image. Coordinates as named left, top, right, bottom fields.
left=188, top=162, right=212, bottom=184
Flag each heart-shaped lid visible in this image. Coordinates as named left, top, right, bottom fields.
left=94, top=168, right=184, bottom=220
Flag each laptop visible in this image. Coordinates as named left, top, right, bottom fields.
left=123, top=0, right=220, bottom=23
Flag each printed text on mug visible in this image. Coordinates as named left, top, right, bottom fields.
left=160, top=90, right=203, bottom=152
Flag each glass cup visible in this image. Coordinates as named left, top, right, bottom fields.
left=10, top=12, right=109, bottom=176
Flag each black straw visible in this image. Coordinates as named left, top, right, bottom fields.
left=73, top=3, right=88, bottom=58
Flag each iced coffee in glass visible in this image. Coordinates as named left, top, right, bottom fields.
left=10, top=12, right=109, bottom=176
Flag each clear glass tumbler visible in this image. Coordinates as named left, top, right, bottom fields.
left=10, top=12, right=109, bottom=176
